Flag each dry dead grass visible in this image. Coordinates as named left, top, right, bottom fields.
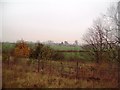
left=2, top=58, right=118, bottom=88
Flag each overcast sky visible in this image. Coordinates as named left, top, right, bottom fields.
left=1, top=0, right=118, bottom=43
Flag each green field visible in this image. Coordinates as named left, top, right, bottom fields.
left=49, top=45, right=93, bottom=61
left=49, top=45, right=89, bottom=61
left=2, top=42, right=15, bottom=53
left=49, top=45, right=81, bottom=50
left=2, top=42, right=81, bottom=51
left=2, top=42, right=93, bottom=61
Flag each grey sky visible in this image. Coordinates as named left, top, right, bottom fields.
left=1, top=0, right=118, bottom=43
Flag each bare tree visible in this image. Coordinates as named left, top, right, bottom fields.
left=109, top=1, right=120, bottom=88
left=83, top=2, right=120, bottom=63
left=108, top=1, right=120, bottom=88
left=83, top=18, right=105, bottom=63
left=83, top=1, right=120, bottom=87
left=102, top=2, right=120, bottom=87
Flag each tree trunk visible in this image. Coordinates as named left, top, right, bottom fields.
left=76, top=61, right=78, bottom=80
left=95, top=51, right=99, bottom=63
left=118, top=46, right=120, bottom=88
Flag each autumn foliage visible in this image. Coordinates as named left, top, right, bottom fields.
left=14, top=40, right=30, bottom=58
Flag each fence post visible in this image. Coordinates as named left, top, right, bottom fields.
left=75, top=60, right=79, bottom=84
left=61, top=62, right=63, bottom=77
left=76, top=61, right=78, bottom=80
left=95, top=51, right=99, bottom=63
left=48, top=60, right=52, bottom=85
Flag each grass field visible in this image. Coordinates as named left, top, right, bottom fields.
left=2, top=42, right=90, bottom=61
left=49, top=45, right=81, bottom=50
left=2, top=42, right=81, bottom=51
left=49, top=45, right=87, bottom=60
left=2, top=42, right=118, bottom=88
left=2, top=57, right=118, bottom=88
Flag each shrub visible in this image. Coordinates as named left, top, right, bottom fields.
left=14, top=40, right=30, bottom=58
left=29, top=43, right=65, bottom=60
left=29, top=43, right=44, bottom=59
left=52, top=52, right=64, bottom=60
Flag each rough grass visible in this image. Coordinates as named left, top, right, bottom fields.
left=2, top=58, right=118, bottom=88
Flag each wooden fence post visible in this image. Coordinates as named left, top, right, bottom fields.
left=61, top=62, right=63, bottom=77
left=75, top=60, right=79, bottom=84
left=76, top=61, right=78, bottom=80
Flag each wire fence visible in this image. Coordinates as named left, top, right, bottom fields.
left=3, top=50, right=119, bottom=88
left=33, top=58, right=119, bottom=88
